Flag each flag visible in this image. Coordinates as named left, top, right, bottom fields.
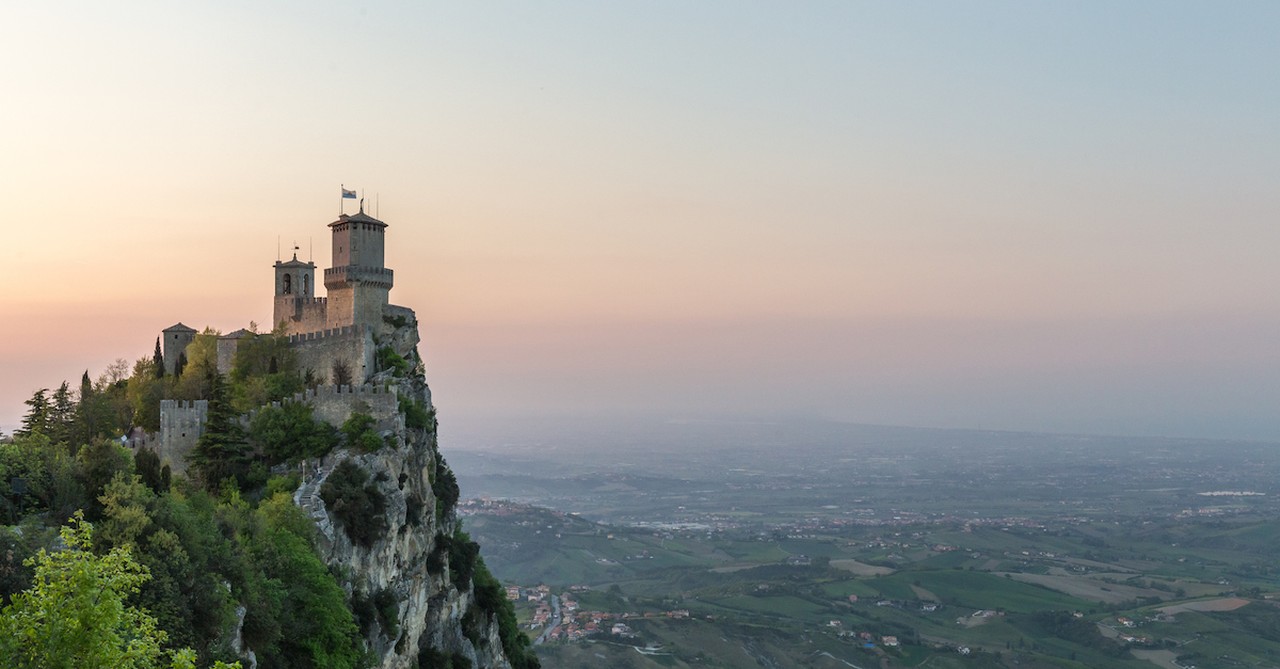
left=342, top=188, right=357, bottom=199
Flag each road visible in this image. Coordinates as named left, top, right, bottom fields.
left=534, top=594, right=561, bottom=645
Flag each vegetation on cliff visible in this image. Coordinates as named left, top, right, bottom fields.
left=3, top=321, right=536, bottom=668
left=0, top=512, right=240, bottom=669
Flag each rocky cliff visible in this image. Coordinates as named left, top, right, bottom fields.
left=285, top=315, right=527, bottom=669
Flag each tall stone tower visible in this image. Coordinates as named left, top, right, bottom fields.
left=161, top=322, right=197, bottom=375
left=324, top=208, right=393, bottom=329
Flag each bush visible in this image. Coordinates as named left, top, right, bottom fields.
left=448, top=530, right=481, bottom=588
left=418, top=646, right=471, bottom=669
left=376, top=347, right=410, bottom=377
left=264, top=474, right=301, bottom=498
left=250, top=403, right=338, bottom=463
left=472, top=557, right=540, bottom=669
left=434, top=459, right=460, bottom=522
left=399, top=395, right=434, bottom=431
left=374, top=588, right=399, bottom=639
left=319, top=461, right=388, bottom=548
left=405, top=494, right=424, bottom=528
left=341, top=413, right=383, bottom=453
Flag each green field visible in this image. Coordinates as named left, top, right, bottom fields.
left=465, top=499, right=1280, bottom=669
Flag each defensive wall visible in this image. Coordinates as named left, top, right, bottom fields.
left=159, top=384, right=403, bottom=474
left=287, top=324, right=376, bottom=386
left=277, top=296, right=330, bottom=335
left=245, top=383, right=403, bottom=434
left=157, top=399, right=207, bottom=475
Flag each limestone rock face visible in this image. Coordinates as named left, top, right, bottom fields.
left=290, top=319, right=511, bottom=669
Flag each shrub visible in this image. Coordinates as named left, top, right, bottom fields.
left=373, top=588, right=399, bottom=639
left=264, top=474, right=301, bottom=498
left=341, top=413, right=383, bottom=453
left=376, top=347, right=410, bottom=377
left=250, top=403, right=339, bottom=463
left=418, top=646, right=471, bottom=669
left=434, top=459, right=459, bottom=522
left=448, top=530, right=480, bottom=588
left=472, top=557, right=540, bottom=669
left=399, top=395, right=433, bottom=431
left=405, top=494, right=424, bottom=528
left=319, top=461, right=388, bottom=548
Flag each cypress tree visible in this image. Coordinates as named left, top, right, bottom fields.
left=153, top=337, right=165, bottom=378
left=79, top=371, right=92, bottom=402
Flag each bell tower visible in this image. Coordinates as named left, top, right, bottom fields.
left=273, top=252, right=319, bottom=332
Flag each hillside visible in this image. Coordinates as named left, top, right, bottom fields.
left=0, top=316, right=536, bottom=669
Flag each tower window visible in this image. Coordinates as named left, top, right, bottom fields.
left=283, top=274, right=292, bottom=294
left=303, top=274, right=309, bottom=296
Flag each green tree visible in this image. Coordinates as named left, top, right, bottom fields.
left=127, top=357, right=166, bottom=432
left=134, top=447, right=171, bottom=494
left=170, top=331, right=219, bottom=400
left=189, top=369, right=252, bottom=491
left=17, top=389, right=51, bottom=438
left=75, top=439, right=133, bottom=519
left=248, top=402, right=337, bottom=463
left=0, top=512, right=240, bottom=669
left=319, top=461, right=387, bottom=548
left=48, top=382, right=76, bottom=446
left=153, top=338, right=166, bottom=379
left=341, top=412, right=383, bottom=452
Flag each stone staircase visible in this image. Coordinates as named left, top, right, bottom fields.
left=294, top=457, right=339, bottom=542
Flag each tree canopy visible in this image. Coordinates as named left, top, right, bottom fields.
left=0, top=512, right=240, bottom=669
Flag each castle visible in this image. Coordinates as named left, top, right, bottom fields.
left=154, top=204, right=417, bottom=472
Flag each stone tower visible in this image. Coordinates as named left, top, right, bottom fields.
left=161, top=322, right=197, bottom=375
left=273, top=253, right=325, bottom=333
left=324, top=208, right=393, bottom=330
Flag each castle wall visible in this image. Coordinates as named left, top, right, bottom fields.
left=275, top=296, right=329, bottom=335
left=288, top=324, right=375, bottom=385
left=159, top=384, right=403, bottom=475
left=158, top=399, right=207, bottom=475
left=325, top=287, right=355, bottom=332
left=246, top=384, right=403, bottom=434
left=354, top=284, right=390, bottom=330
left=308, top=384, right=401, bottom=432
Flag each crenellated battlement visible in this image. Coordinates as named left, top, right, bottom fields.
left=159, top=399, right=208, bottom=424
left=324, top=265, right=394, bottom=289
left=157, top=399, right=208, bottom=475
left=243, top=382, right=404, bottom=437
left=286, top=323, right=367, bottom=345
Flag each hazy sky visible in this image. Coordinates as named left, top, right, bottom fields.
left=3, top=2, right=1279, bottom=439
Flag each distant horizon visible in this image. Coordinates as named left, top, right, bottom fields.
left=4, top=3, right=1279, bottom=442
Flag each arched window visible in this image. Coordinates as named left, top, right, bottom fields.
left=302, top=274, right=309, bottom=296
left=283, top=274, right=292, bottom=294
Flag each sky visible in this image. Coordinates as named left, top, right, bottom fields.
left=2, top=2, right=1279, bottom=440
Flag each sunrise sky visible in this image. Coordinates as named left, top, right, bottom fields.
left=3, top=2, right=1279, bottom=439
